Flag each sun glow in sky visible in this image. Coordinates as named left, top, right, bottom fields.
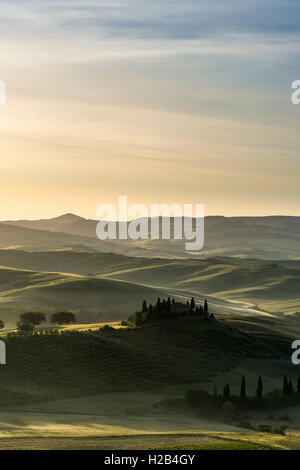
left=0, top=0, right=299, bottom=219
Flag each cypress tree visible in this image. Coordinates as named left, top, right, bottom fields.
left=136, top=311, right=143, bottom=326
left=149, top=304, right=153, bottom=321
left=191, top=297, right=195, bottom=310
left=297, top=376, right=300, bottom=393
left=240, top=376, right=246, bottom=399
left=288, top=380, right=294, bottom=396
left=142, top=300, right=147, bottom=312
left=256, top=376, right=263, bottom=399
left=283, top=376, right=289, bottom=395
left=223, top=383, right=230, bottom=400
left=204, top=299, right=208, bottom=316
left=167, top=297, right=171, bottom=315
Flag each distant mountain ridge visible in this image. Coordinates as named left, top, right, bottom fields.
left=4, top=213, right=85, bottom=233
left=2, top=214, right=300, bottom=260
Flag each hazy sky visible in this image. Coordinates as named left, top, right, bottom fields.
left=0, top=0, right=299, bottom=219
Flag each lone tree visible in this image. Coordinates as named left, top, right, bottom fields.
left=20, top=312, right=45, bottom=326
left=256, top=376, right=263, bottom=399
left=223, top=383, right=230, bottom=400
left=204, top=299, right=208, bottom=316
left=149, top=304, right=153, bottom=320
left=283, top=376, right=289, bottom=395
left=135, top=311, right=143, bottom=326
left=17, top=312, right=46, bottom=335
left=0, top=320, right=4, bottom=329
left=51, top=312, right=76, bottom=325
left=288, top=380, right=294, bottom=396
left=240, top=376, right=246, bottom=399
left=17, top=319, right=35, bottom=335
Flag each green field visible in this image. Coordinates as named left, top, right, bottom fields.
left=0, top=250, right=299, bottom=328
left=152, top=442, right=272, bottom=450
left=0, top=312, right=298, bottom=449
left=0, top=316, right=293, bottom=401
left=0, top=235, right=297, bottom=449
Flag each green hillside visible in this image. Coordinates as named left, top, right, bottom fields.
left=0, top=251, right=299, bottom=324
left=106, top=259, right=300, bottom=315
left=0, top=266, right=167, bottom=325
left=5, top=215, right=300, bottom=260
left=0, top=249, right=163, bottom=275
left=0, top=317, right=292, bottom=406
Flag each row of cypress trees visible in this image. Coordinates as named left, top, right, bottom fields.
left=137, top=297, right=209, bottom=324
left=222, top=375, right=300, bottom=400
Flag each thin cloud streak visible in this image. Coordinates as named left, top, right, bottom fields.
left=0, top=0, right=299, bottom=218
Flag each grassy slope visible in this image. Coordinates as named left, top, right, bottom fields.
left=0, top=251, right=299, bottom=323
left=0, top=317, right=292, bottom=403
left=0, top=316, right=297, bottom=448
left=5, top=215, right=300, bottom=260
left=0, top=267, right=167, bottom=325
left=0, top=249, right=163, bottom=274
left=0, top=222, right=103, bottom=252
left=0, top=436, right=264, bottom=450
left=153, top=442, right=272, bottom=450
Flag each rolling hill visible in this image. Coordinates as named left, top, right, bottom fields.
left=0, top=218, right=299, bottom=449
left=3, top=214, right=300, bottom=259
left=0, top=317, right=293, bottom=402
left=0, top=221, right=102, bottom=252
left=0, top=250, right=298, bottom=327
left=0, top=265, right=168, bottom=326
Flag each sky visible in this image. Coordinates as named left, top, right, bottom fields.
left=0, top=0, right=299, bottom=219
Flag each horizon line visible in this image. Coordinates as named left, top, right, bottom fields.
left=2, top=212, right=300, bottom=223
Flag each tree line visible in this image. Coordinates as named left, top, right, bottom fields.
left=186, top=374, right=300, bottom=421
left=127, top=297, right=213, bottom=326
left=226, top=374, right=299, bottom=400
left=16, top=311, right=76, bottom=335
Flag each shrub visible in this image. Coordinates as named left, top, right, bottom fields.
left=222, top=401, right=237, bottom=423
left=51, top=312, right=76, bottom=325
left=17, top=320, right=35, bottom=335
left=101, top=325, right=114, bottom=333
left=185, top=390, right=222, bottom=418
left=20, top=312, right=46, bottom=326
left=279, top=413, right=290, bottom=421
left=258, top=424, right=272, bottom=433
left=238, top=420, right=253, bottom=429
left=272, top=424, right=288, bottom=435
